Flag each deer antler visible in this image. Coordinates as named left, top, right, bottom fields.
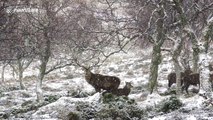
left=73, top=57, right=102, bottom=71
left=73, top=58, right=88, bottom=69
left=90, top=58, right=101, bottom=69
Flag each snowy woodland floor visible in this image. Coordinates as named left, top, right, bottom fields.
left=0, top=47, right=213, bottom=120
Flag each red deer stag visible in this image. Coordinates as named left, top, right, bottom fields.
left=74, top=59, right=121, bottom=93
left=111, top=82, right=133, bottom=96
left=84, top=67, right=121, bottom=92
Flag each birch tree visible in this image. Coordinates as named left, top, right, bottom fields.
left=178, top=0, right=213, bottom=92
left=147, top=1, right=166, bottom=94
left=170, top=0, right=188, bottom=95
left=22, top=0, right=73, bottom=102
left=67, top=0, right=140, bottom=67
left=9, top=58, right=33, bottom=89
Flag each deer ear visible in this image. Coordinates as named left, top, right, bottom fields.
left=126, top=82, right=131, bottom=85
left=81, top=67, right=85, bottom=71
left=128, top=81, right=133, bottom=85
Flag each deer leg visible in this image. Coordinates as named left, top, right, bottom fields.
left=95, top=88, right=101, bottom=93
left=181, top=85, right=184, bottom=93
left=185, top=84, right=190, bottom=94
left=198, top=83, right=200, bottom=91
left=168, top=82, right=171, bottom=88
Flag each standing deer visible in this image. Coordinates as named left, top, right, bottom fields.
left=182, top=73, right=200, bottom=94
left=167, top=72, right=184, bottom=88
left=167, top=69, right=192, bottom=88
left=84, top=67, right=121, bottom=92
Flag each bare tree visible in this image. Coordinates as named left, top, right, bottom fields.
left=9, top=58, right=33, bottom=89
left=21, top=0, right=73, bottom=102
left=124, top=0, right=213, bottom=94
left=144, top=1, right=167, bottom=94
left=64, top=0, right=139, bottom=67
left=0, top=0, right=34, bottom=87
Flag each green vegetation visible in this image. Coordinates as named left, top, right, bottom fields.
left=159, top=96, right=183, bottom=113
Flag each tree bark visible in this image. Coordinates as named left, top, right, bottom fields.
left=199, top=53, right=211, bottom=92
left=203, top=22, right=213, bottom=53
left=172, top=37, right=184, bottom=95
left=17, top=59, right=25, bottom=89
left=172, top=0, right=187, bottom=95
left=199, top=19, right=213, bottom=92
left=36, top=52, right=49, bottom=102
left=36, top=30, right=51, bottom=102
left=148, top=3, right=165, bottom=94
left=188, top=30, right=200, bottom=73
left=1, top=64, right=7, bottom=82
left=149, top=46, right=162, bottom=94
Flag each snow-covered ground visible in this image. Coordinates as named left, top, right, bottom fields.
left=0, top=47, right=213, bottom=120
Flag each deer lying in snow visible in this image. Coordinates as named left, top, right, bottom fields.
left=84, top=67, right=121, bottom=92
left=111, top=82, right=133, bottom=96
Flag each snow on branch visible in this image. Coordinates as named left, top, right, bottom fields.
left=161, top=48, right=172, bottom=52
left=183, top=25, right=198, bottom=41
left=207, top=14, right=213, bottom=24
left=45, top=61, right=74, bottom=75
left=166, top=35, right=176, bottom=43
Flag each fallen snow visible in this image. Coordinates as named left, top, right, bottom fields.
left=0, top=47, right=213, bottom=119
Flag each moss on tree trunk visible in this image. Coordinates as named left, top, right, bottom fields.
left=148, top=4, right=165, bottom=94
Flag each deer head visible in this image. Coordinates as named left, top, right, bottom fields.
left=125, top=82, right=133, bottom=89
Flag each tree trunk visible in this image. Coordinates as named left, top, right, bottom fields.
left=148, top=4, right=165, bottom=94
left=35, top=1, right=58, bottom=102
left=18, top=59, right=25, bottom=89
left=1, top=64, right=7, bottom=82
left=36, top=57, right=48, bottom=102
left=18, top=70, right=24, bottom=89
left=203, top=22, right=213, bottom=53
left=36, top=34, right=51, bottom=102
left=189, top=32, right=200, bottom=73
left=199, top=53, right=211, bottom=92
left=199, top=19, right=213, bottom=92
left=172, top=0, right=188, bottom=95
left=172, top=36, right=184, bottom=95
left=173, top=55, right=182, bottom=95
left=36, top=75, right=44, bottom=102
left=192, top=48, right=199, bottom=73
left=149, top=46, right=162, bottom=94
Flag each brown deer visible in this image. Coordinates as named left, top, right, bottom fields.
left=84, top=67, right=121, bottom=92
left=111, top=82, right=133, bottom=96
left=182, top=73, right=200, bottom=94
left=167, top=69, right=192, bottom=88
left=167, top=72, right=184, bottom=88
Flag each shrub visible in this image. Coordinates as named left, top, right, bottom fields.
left=44, top=95, right=60, bottom=103
left=67, top=112, right=80, bottom=120
left=67, top=90, right=90, bottom=98
left=73, top=93, right=146, bottom=120
left=159, top=96, right=182, bottom=113
left=0, top=90, right=3, bottom=98
left=160, top=89, right=176, bottom=96
left=102, top=93, right=135, bottom=104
